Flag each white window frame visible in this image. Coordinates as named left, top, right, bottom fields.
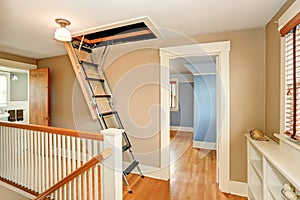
left=169, top=77, right=179, bottom=111
left=0, top=72, right=10, bottom=108
left=278, top=1, right=300, bottom=151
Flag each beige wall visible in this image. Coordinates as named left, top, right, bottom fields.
left=37, top=55, right=76, bottom=129
left=194, top=29, right=265, bottom=182
left=105, top=48, right=161, bottom=167
left=36, top=28, right=265, bottom=182
left=37, top=49, right=161, bottom=167
left=37, top=55, right=101, bottom=132
left=102, top=28, right=265, bottom=181
left=265, top=0, right=295, bottom=141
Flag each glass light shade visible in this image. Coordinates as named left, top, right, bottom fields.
left=11, top=74, right=18, bottom=81
left=54, top=27, right=72, bottom=41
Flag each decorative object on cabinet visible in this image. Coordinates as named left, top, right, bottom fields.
left=250, top=129, right=269, bottom=141
left=281, top=183, right=299, bottom=200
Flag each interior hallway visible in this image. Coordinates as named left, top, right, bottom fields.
left=123, top=131, right=246, bottom=200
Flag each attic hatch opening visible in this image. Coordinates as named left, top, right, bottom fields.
left=72, top=21, right=157, bottom=52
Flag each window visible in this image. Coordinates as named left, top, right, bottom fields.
left=169, top=78, right=179, bottom=111
left=282, top=13, right=300, bottom=141
left=0, top=73, right=8, bottom=106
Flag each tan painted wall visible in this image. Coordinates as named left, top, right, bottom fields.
left=37, top=55, right=101, bottom=132
left=0, top=51, right=36, bottom=65
left=105, top=28, right=266, bottom=181
left=37, top=55, right=76, bottom=129
left=105, top=48, right=161, bottom=167
left=193, top=29, right=265, bottom=182
left=265, top=0, right=295, bottom=141
left=37, top=50, right=161, bottom=166
left=37, top=28, right=265, bottom=181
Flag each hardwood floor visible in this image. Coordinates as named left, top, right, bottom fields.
left=123, top=131, right=247, bottom=200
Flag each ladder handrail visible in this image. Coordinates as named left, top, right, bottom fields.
left=34, top=148, right=113, bottom=200
left=0, top=121, right=103, bottom=141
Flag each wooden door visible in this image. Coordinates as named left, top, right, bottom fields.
left=29, top=68, right=50, bottom=126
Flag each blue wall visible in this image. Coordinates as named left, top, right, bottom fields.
left=194, top=75, right=216, bottom=143
left=170, top=82, right=194, bottom=127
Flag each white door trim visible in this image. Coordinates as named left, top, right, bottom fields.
left=0, top=58, right=37, bottom=71
left=159, top=41, right=230, bottom=192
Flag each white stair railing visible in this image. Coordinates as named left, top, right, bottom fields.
left=0, top=122, right=122, bottom=200
left=35, top=148, right=113, bottom=200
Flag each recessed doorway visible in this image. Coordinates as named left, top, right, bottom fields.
left=160, top=41, right=230, bottom=192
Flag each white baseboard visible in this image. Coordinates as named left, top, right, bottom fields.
left=193, top=141, right=216, bottom=150
left=0, top=180, right=36, bottom=199
left=170, top=126, right=194, bottom=132
left=229, top=181, right=248, bottom=197
left=123, top=162, right=162, bottom=180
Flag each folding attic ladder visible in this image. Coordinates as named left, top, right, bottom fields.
left=64, top=22, right=158, bottom=193
left=65, top=40, right=148, bottom=193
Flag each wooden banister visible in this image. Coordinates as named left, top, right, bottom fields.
left=0, top=121, right=103, bottom=141
left=34, top=148, right=113, bottom=200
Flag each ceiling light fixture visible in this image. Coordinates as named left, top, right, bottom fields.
left=10, top=74, right=18, bottom=82
left=54, top=18, right=72, bottom=42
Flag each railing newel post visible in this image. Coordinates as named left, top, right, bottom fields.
left=101, top=128, right=123, bottom=200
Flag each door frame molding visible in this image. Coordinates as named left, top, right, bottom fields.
left=159, top=41, right=230, bottom=192
left=0, top=58, right=37, bottom=71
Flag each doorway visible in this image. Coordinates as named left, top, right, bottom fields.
left=0, top=58, right=38, bottom=124
left=169, top=58, right=194, bottom=133
left=0, top=66, right=30, bottom=123
left=160, top=41, right=230, bottom=192
left=169, top=55, right=217, bottom=150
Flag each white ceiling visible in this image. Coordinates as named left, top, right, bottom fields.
left=0, top=0, right=287, bottom=59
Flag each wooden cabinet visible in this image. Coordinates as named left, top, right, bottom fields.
left=245, top=134, right=300, bottom=200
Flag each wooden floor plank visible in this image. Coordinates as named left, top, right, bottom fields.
left=123, top=131, right=247, bottom=200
